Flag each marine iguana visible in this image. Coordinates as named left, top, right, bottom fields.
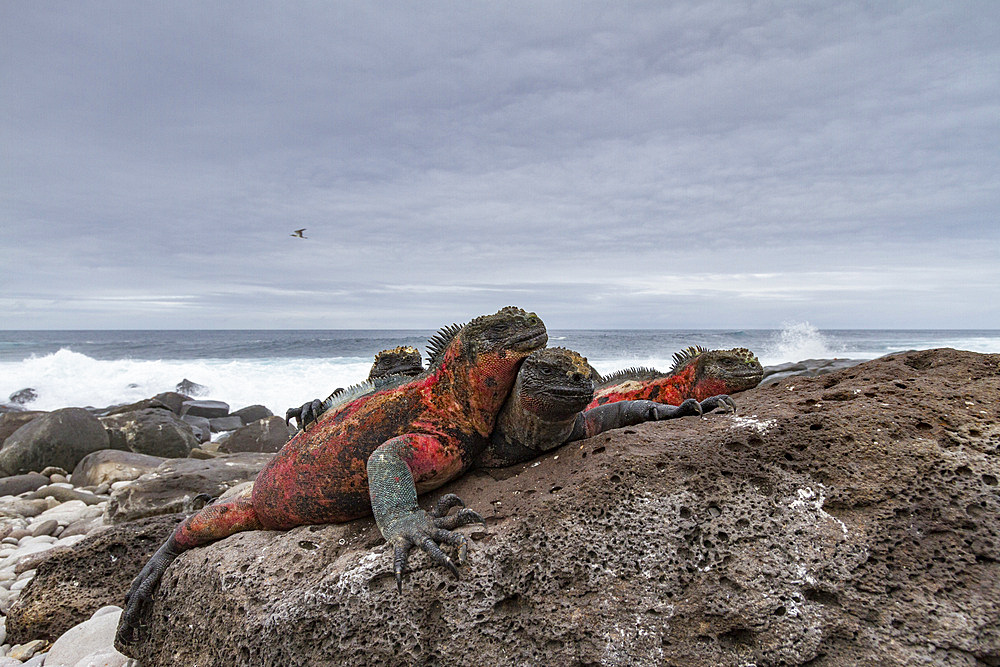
left=476, top=347, right=734, bottom=467
left=116, top=307, right=547, bottom=647
left=286, top=345, right=425, bottom=429
left=588, top=346, right=763, bottom=410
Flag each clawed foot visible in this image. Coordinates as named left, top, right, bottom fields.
left=698, top=394, right=737, bottom=415
left=285, top=398, right=324, bottom=431
left=115, top=537, right=181, bottom=649
left=647, top=395, right=736, bottom=421
left=386, top=493, right=484, bottom=593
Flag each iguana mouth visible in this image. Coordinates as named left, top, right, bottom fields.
left=547, top=386, right=593, bottom=400
left=508, top=329, right=548, bottom=352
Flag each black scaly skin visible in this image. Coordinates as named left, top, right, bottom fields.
left=285, top=347, right=425, bottom=431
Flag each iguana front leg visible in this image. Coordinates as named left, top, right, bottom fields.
left=569, top=395, right=736, bottom=441
left=285, top=398, right=325, bottom=430
left=367, top=434, right=483, bottom=592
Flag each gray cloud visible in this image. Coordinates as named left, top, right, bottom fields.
left=2, top=2, right=998, bottom=329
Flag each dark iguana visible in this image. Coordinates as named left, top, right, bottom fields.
left=588, top=346, right=763, bottom=410
left=476, top=347, right=734, bottom=468
left=116, top=307, right=547, bottom=648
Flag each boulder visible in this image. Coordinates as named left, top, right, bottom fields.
left=181, top=414, right=212, bottom=443
left=5, top=514, right=183, bottom=643
left=100, top=397, right=173, bottom=417
left=0, top=411, right=46, bottom=446
left=7, top=388, right=38, bottom=405
left=218, top=416, right=293, bottom=454
left=175, top=379, right=207, bottom=395
left=111, top=349, right=999, bottom=666
left=0, top=472, right=50, bottom=497
left=0, top=408, right=109, bottom=477
left=100, top=409, right=199, bottom=458
left=43, top=606, right=129, bottom=667
left=105, top=453, right=274, bottom=524
left=180, top=400, right=229, bottom=419
left=759, top=358, right=865, bottom=386
left=70, top=450, right=168, bottom=488
left=208, top=416, right=243, bottom=433
left=230, top=404, right=273, bottom=424
left=151, top=391, right=190, bottom=414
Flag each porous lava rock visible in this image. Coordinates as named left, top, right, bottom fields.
left=105, top=453, right=274, bottom=523
left=0, top=408, right=109, bottom=476
left=5, top=514, right=183, bottom=643
left=60, top=350, right=1000, bottom=665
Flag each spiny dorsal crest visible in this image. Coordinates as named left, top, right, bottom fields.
left=596, top=366, right=664, bottom=388
left=670, top=346, right=709, bottom=373
left=425, top=322, right=464, bottom=367
left=321, top=372, right=413, bottom=415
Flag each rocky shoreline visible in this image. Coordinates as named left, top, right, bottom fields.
left=1, top=350, right=997, bottom=665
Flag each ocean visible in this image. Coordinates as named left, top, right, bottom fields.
left=2, top=326, right=999, bottom=416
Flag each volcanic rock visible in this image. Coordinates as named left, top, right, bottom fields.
left=71, top=450, right=168, bottom=488
left=180, top=400, right=229, bottom=419
left=100, top=408, right=199, bottom=458
left=5, top=514, right=183, bottom=643
left=112, top=349, right=1000, bottom=666
left=231, top=405, right=274, bottom=424
left=104, top=453, right=274, bottom=524
left=7, top=389, right=38, bottom=405
left=0, top=412, right=46, bottom=446
left=217, top=416, right=292, bottom=454
left=0, top=408, right=109, bottom=477
left=0, top=473, right=50, bottom=497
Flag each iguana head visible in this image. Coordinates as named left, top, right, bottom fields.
left=369, top=346, right=423, bottom=380
left=515, top=347, right=595, bottom=420
left=430, top=306, right=547, bottom=368
left=674, top=346, right=763, bottom=394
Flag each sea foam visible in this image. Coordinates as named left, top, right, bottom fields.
left=1, top=348, right=372, bottom=415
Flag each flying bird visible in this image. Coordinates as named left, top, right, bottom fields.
left=290, top=228, right=307, bottom=239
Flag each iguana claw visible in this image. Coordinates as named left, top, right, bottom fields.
left=387, top=495, right=483, bottom=593
left=699, top=394, right=737, bottom=415
left=285, top=398, right=325, bottom=430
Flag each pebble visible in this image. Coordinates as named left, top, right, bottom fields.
left=0, top=538, right=15, bottom=546
left=30, top=519, right=59, bottom=538
left=49, top=474, right=69, bottom=484
left=8, top=639, right=48, bottom=661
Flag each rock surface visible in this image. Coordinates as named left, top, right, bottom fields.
left=107, top=348, right=999, bottom=666
left=0, top=409, right=109, bottom=476
left=104, top=453, right=274, bottom=524
left=0, top=412, right=46, bottom=445
left=217, top=416, right=293, bottom=454
left=70, top=450, right=168, bottom=488
left=99, top=409, right=199, bottom=458
left=5, top=515, right=183, bottom=643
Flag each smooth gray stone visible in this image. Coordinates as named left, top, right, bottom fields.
left=0, top=472, right=49, bottom=496
left=208, top=416, right=243, bottom=433
left=230, top=404, right=273, bottom=424
left=71, top=450, right=168, bottom=488
left=181, top=415, right=212, bottom=443
left=180, top=400, right=229, bottom=419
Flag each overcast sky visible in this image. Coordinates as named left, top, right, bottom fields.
left=2, top=2, right=998, bottom=329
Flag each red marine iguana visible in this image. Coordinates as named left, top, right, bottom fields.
left=588, top=346, right=763, bottom=410
left=116, top=307, right=547, bottom=647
